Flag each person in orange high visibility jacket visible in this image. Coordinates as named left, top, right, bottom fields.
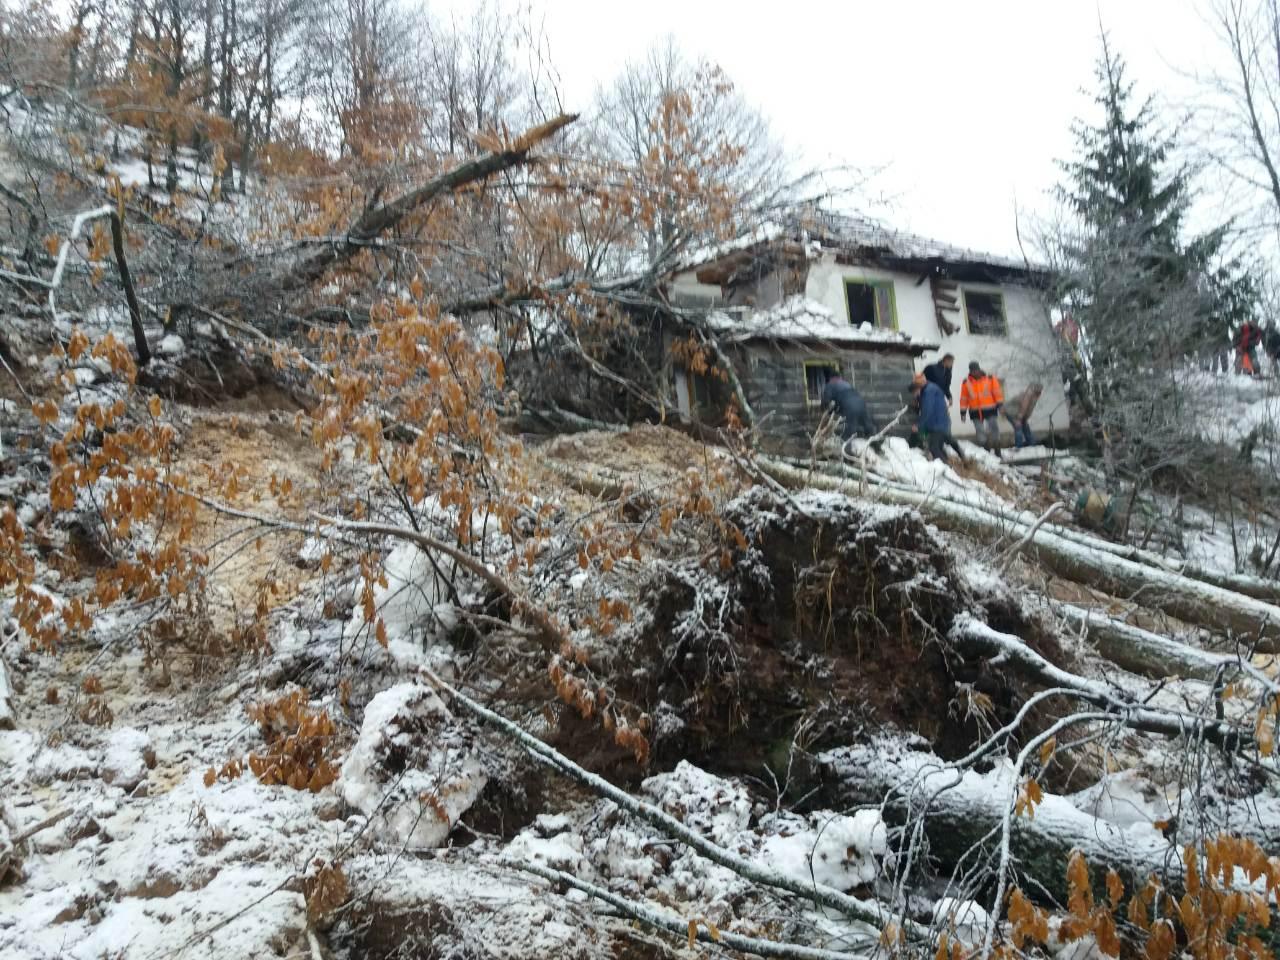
left=959, top=361, right=1004, bottom=452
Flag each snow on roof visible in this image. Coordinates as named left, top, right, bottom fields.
left=677, top=210, right=1037, bottom=277
left=808, top=210, right=1034, bottom=273
left=675, top=221, right=787, bottom=272
left=706, top=296, right=939, bottom=350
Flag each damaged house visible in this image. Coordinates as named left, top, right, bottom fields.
left=666, top=212, right=1068, bottom=445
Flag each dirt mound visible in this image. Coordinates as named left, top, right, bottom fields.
left=541, top=424, right=736, bottom=489
left=597, top=488, right=1067, bottom=780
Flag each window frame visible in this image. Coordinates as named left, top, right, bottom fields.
left=962, top=288, right=1009, bottom=337
left=803, top=359, right=843, bottom=406
left=843, top=278, right=898, bottom=330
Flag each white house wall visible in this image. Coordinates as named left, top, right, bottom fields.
left=805, top=255, right=1070, bottom=437
left=668, top=272, right=724, bottom=307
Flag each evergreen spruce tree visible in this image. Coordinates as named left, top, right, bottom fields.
left=1053, top=34, right=1256, bottom=492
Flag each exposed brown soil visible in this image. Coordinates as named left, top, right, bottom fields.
left=541, top=424, right=740, bottom=492
left=551, top=488, right=1075, bottom=797
left=175, top=411, right=325, bottom=643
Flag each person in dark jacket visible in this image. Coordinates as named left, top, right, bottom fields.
left=1265, top=324, right=1280, bottom=367
left=912, top=377, right=965, bottom=464
left=821, top=369, right=877, bottom=441
left=922, top=354, right=955, bottom=405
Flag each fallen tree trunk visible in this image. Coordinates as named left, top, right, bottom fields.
left=821, top=739, right=1280, bottom=905
left=776, top=454, right=1280, bottom=605
left=278, top=114, right=577, bottom=292
left=950, top=616, right=1248, bottom=748
left=506, top=406, right=627, bottom=436
left=1049, top=602, right=1234, bottom=683
left=757, top=457, right=1280, bottom=648
left=821, top=740, right=1176, bottom=904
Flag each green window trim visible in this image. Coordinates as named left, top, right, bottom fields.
left=962, top=288, right=1009, bottom=337
left=803, top=359, right=843, bottom=406
left=843, top=278, right=898, bottom=330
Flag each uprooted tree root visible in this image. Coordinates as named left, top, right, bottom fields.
left=585, top=488, right=1072, bottom=783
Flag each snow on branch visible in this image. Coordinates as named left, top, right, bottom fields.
left=514, top=861, right=876, bottom=960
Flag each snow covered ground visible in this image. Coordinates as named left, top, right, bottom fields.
left=3, top=296, right=1280, bottom=957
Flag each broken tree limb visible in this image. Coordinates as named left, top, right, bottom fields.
left=279, top=114, right=577, bottom=292
left=1047, top=601, right=1276, bottom=688
left=950, top=615, right=1249, bottom=748
left=11, top=807, right=72, bottom=845
left=756, top=456, right=1280, bottom=647
left=997, top=501, right=1065, bottom=574
left=423, top=669, right=923, bottom=939
left=0, top=204, right=112, bottom=324
left=514, top=861, right=873, bottom=960
left=0, top=652, right=13, bottom=730
left=108, top=210, right=150, bottom=366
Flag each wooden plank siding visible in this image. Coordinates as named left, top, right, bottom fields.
left=729, top=343, right=916, bottom=443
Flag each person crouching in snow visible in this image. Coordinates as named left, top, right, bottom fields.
left=1004, top=382, right=1042, bottom=448
left=821, top=368, right=877, bottom=441
left=959, top=361, right=1004, bottom=453
left=912, top=374, right=965, bottom=464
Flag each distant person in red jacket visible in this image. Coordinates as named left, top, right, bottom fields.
left=1236, top=320, right=1262, bottom=376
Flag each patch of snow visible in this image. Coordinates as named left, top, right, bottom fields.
left=340, top=682, right=486, bottom=849
left=757, top=809, right=886, bottom=890
left=676, top=222, right=786, bottom=271
left=158, top=333, right=184, bottom=356
left=1070, top=769, right=1170, bottom=828
left=932, top=898, right=992, bottom=947
left=345, top=539, right=457, bottom=649
left=642, top=760, right=752, bottom=846
left=707, top=295, right=937, bottom=349
left=101, top=728, right=152, bottom=791
left=506, top=828, right=587, bottom=873
left=30, top=742, right=97, bottom=783
left=296, top=536, right=326, bottom=566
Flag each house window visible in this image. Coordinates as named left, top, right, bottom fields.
left=804, top=360, right=842, bottom=406
left=844, top=279, right=897, bottom=329
left=964, top=289, right=1008, bottom=336
left=689, top=370, right=715, bottom=408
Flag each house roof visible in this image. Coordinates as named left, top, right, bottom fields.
left=810, top=210, right=1034, bottom=274
left=706, top=296, right=939, bottom=354
left=680, top=210, right=1045, bottom=286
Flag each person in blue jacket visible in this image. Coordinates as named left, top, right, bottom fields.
left=820, top=368, right=877, bottom=441
left=912, top=374, right=966, bottom=464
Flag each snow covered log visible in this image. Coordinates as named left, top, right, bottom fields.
left=950, top=616, right=1248, bottom=747
left=756, top=457, right=1280, bottom=648
left=1049, top=602, right=1240, bottom=683
left=820, top=739, right=1177, bottom=904
left=822, top=739, right=1280, bottom=904
left=769, top=454, right=1280, bottom=606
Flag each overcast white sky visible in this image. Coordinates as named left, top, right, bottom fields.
left=465, top=0, right=1238, bottom=259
